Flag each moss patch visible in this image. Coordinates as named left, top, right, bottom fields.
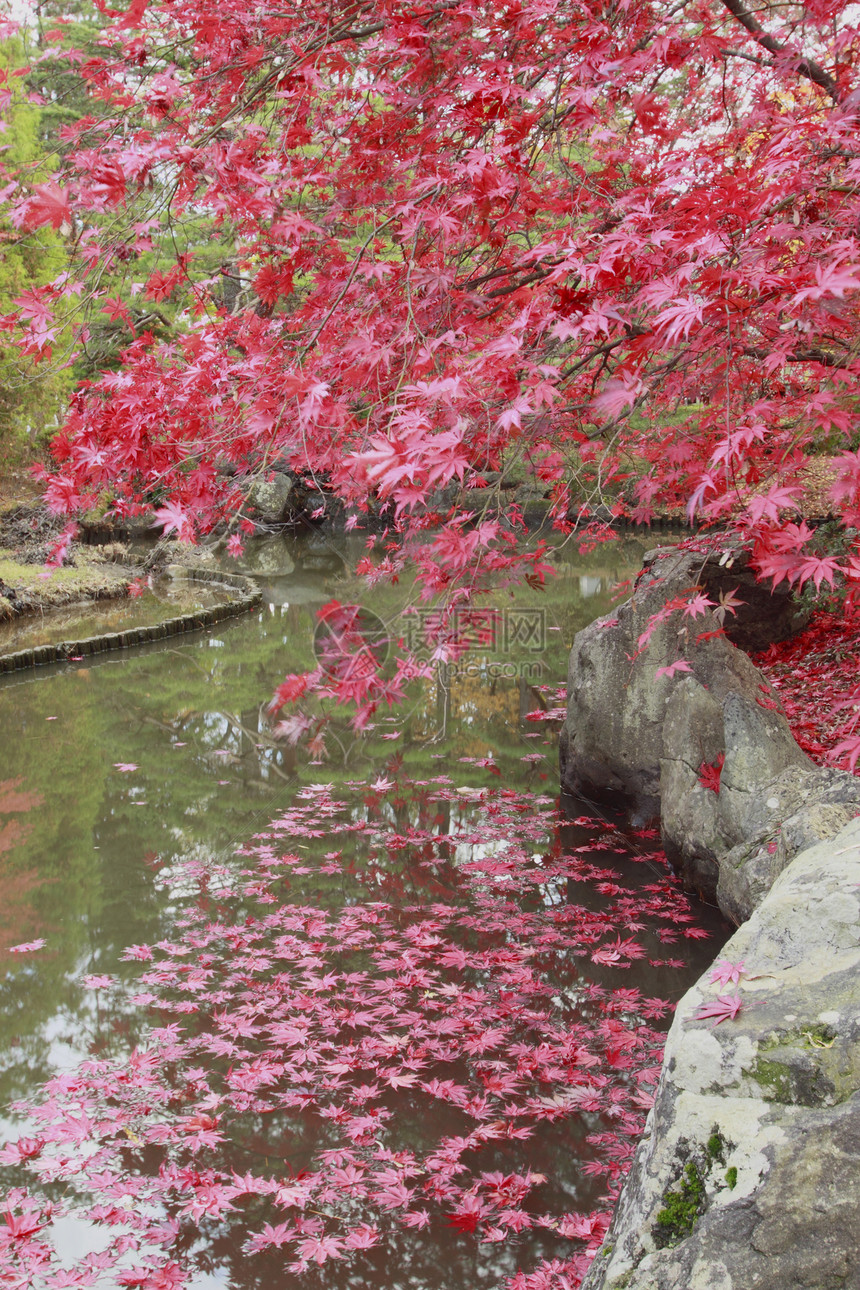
left=706, top=1131, right=726, bottom=1164
left=759, top=1023, right=837, bottom=1052
left=751, top=1023, right=843, bottom=1106
left=653, top=1128, right=735, bottom=1250
left=0, top=549, right=132, bottom=616
left=655, top=1161, right=706, bottom=1247
left=750, top=1057, right=795, bottom=1102
left=750, top=1053, right=838, bottom=1107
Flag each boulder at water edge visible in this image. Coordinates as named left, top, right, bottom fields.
left=581, top=819, right=860, bottom=1290
left=559, top=543, right=860, bottom=922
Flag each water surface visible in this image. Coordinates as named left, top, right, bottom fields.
left=0, top=531, right=728, bottom=1289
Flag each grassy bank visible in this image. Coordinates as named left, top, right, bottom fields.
left=0, top=549, right=133, bottom=622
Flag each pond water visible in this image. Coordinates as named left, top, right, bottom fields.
left=0, top=531, right=729, bottom=1290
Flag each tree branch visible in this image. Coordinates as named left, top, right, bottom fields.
left=718, top=0, right=841, bottom=104
left=742, top=344, right=850, bottom=368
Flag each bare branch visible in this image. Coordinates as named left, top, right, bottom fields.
left=718, top=0, right=842, bottom=104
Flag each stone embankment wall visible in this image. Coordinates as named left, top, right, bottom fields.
left=560, top=546, right=860, bottom=1290
left=0, top=568, right=261, bottom=675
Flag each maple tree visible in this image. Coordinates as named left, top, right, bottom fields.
left=2, top=0, right=860, bottom=550
left=2, top=0, right=860, bottom=745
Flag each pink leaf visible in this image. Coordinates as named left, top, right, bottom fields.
left=692, top=993, right=743, bottom=1026
left=793, top=260, right=860, bottom=303
left=709, top=958, right=746, bottom=988
left=21, top=183, right=70, bottom=231
left=683, top=593, right=714, bottom=620
left=153, top=502, right=194, bottom=542
left=591, top=376, right=645, bottom=420
left=832, top=735, right=860, bottom=774
left=655, top=660, right=692, bottom=680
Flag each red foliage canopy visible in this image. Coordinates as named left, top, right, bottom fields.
left=4, top=0, right=860, bottom=702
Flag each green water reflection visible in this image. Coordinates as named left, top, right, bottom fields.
left=0, top=531, right=726, bottom=1289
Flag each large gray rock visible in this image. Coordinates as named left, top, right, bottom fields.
left=715, top=764, right=860, bottom=924
left=559, top=545, right=788, bottom=819
left=661, top=689, right=860, bottom=923
left=582, top=820, right=860, bottom=1290
left=684, top=545, right=810, bottom=652
left=240, top=471, right=296, bottom=529
left=560, top=544, right=860, bottom=921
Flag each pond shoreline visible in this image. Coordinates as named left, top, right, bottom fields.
left=0, top=566, right=262, bottom=674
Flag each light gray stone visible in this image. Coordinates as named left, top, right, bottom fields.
left=561, top=546, right=860, bottom=921
left=240, top=471, right=295, bottom=529
left=717, top=695, right=814, bottom=844
left=714, top=763, right=860, bottom=924
left=582, top=822, right=860, bottom=1290
left=235, top=537, right=296, bottom=576
left=560, top=552, right=773, bottom=816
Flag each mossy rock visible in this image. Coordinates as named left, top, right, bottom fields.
left=654, top=1161, right=707, bottom=1248
left=652, top=1130, right=733, bottom=1250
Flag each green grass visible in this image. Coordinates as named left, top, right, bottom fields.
left=0, top=550, right=130, bottom=616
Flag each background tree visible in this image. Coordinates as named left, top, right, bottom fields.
left=26, top=0, right=104, bottom=152
left=0, top=28, right=70, bottom=459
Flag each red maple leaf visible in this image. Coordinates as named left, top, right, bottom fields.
left=692, top=994, right=743, bottom=1026
left=697, top=754, right=724, bottom=794
left=21, top=184, right=70, bottom=231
